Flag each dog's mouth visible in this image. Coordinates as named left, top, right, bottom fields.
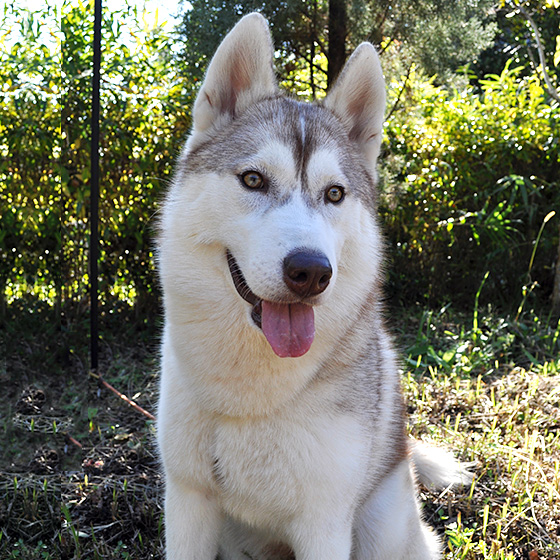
left=226, top=250, right=263, bottom=327
left=226, top=250, right=315, bottom=358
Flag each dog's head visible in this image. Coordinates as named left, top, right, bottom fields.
left=162, top=14, right=386, bottom=358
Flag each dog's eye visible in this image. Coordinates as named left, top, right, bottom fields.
left=241, top=171, right=265, bottom=190
left=325, top=185, right=345, bottom=204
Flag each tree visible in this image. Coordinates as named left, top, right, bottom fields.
left=176, top=0, right=498, bottom=95
left=472, top=0, right=560, bottom=87
left=348, top=0, right=497, bottom=80
left=506, top=1, right=560, bottom=100
left=176, top=0, right=329, bottom=95
left=327, top=0, right=347, bottom=86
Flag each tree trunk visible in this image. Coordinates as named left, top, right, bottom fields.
left=327, top=0, right=347, bottom=88
left=516, top=2, right=560, bottom=104
left=553, top=222, right=560, bottom=315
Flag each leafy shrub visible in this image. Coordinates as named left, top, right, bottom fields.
left=0, top=4, right=61, bottom=310
left=1, top=3, right=558, bottom=315
left=62, top=2, right=191, bottom=313
left=1, top=2, right=191, bottom=315
left=381, top=62, right=560, bottom=309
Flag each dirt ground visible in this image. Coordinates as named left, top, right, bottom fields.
left=0, top=300, right=164, bottom=559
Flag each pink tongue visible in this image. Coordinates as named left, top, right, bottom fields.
left=261, top=301, right=315, bottom=358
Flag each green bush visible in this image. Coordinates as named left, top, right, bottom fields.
left=62, top=2, right=191, bottom=313
left=0, top=4, right=61, bottom=310
left=1, top=2, right=191, bottom=315
left=382, top=62, right=560, bottom=308
left=1, top=2, right=558, bottom=315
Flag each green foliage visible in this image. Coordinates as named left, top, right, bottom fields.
left=0, top=475, right=61, bottom=558
left=382, top=61, right=560, bottom=308
left=351, top=0, right=497, bottom=80
left=1, top=1, right=558, bottom=315
left=178, top=0, right=497, bottom=97
left=177, top=0, right=330, bottom=97
left=0, top=1, right=191, bottom=312
left=62, top=1, right=191, bottom=310
left=475, top=0, right=560, bottom=84
left=0, top=3, right=61, bottom=308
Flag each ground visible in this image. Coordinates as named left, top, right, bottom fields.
left=0, top=300, right=162, bottom=559
left=0, top=298, right=558, bottom=559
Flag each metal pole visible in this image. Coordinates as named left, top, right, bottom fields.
left=90, top=0, right=101, bottom=371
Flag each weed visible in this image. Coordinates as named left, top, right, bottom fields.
left=401, top=304, right=560, bottom=559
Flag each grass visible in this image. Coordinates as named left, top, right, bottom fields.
left=0, top=299, right=163, bottom=559
left=400, top=305, right=560, bottom=559
left=0, top=296, right=559, bottom=559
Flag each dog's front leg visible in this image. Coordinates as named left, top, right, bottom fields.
left=290, top=521, right=353, bottom=560
left=165, top=479, right=222, bottom=560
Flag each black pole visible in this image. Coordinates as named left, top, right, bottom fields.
left=90, top=0, right=101, bottom=371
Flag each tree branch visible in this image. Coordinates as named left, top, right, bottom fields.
left=379, top=37, right=394, bottom=56
left=291, top=44, right=328, bottom=77
left=385, top=64, right=413, bottom=122
left=514, top=1, right=560, bottom=103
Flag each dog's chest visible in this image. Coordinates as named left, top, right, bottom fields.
left=211, top=409, right=369, bottom=528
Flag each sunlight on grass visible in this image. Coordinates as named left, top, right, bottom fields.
left=403, top=309, right=560, bottom=559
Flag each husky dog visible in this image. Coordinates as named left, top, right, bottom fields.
left=157, top=13, right=469, bottom=560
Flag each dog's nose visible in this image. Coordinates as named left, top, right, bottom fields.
left=283, top=250, right=332, bottom=298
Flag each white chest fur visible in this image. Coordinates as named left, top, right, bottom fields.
left=212, top=405, right=369, bottom=529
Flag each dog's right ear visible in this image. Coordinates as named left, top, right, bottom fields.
left=191, top=13, right=277, bottom=137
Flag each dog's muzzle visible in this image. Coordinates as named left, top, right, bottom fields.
left=226, top=249, right=329, bottom=358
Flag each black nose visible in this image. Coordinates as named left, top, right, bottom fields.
left=283, top=250, right=332, bottom=298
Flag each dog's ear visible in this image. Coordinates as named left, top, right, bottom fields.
left=324, top=44, right=386, bottom=168
left=191, top=13, right=277, bottom=136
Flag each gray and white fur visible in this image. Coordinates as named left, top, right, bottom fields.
left=157, top=13, right=471, bottom=560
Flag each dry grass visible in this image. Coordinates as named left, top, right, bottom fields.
left=0, top=301, right=558, bottom=559
left=401, top=307, right=560, bottom=559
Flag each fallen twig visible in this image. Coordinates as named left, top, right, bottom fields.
left=90, top=371, right=156, bottom=421
left=67, top=435, right=83, bottom=449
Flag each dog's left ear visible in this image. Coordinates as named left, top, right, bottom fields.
left=191, top=13, right=277, bottom=137
left=324, top=44, right=386, bottom=169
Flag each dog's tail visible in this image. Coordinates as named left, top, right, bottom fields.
left=410, top=439, right=474, bottom=490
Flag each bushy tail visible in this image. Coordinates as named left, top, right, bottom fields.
left=411, top=439, right=474, bottom=490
